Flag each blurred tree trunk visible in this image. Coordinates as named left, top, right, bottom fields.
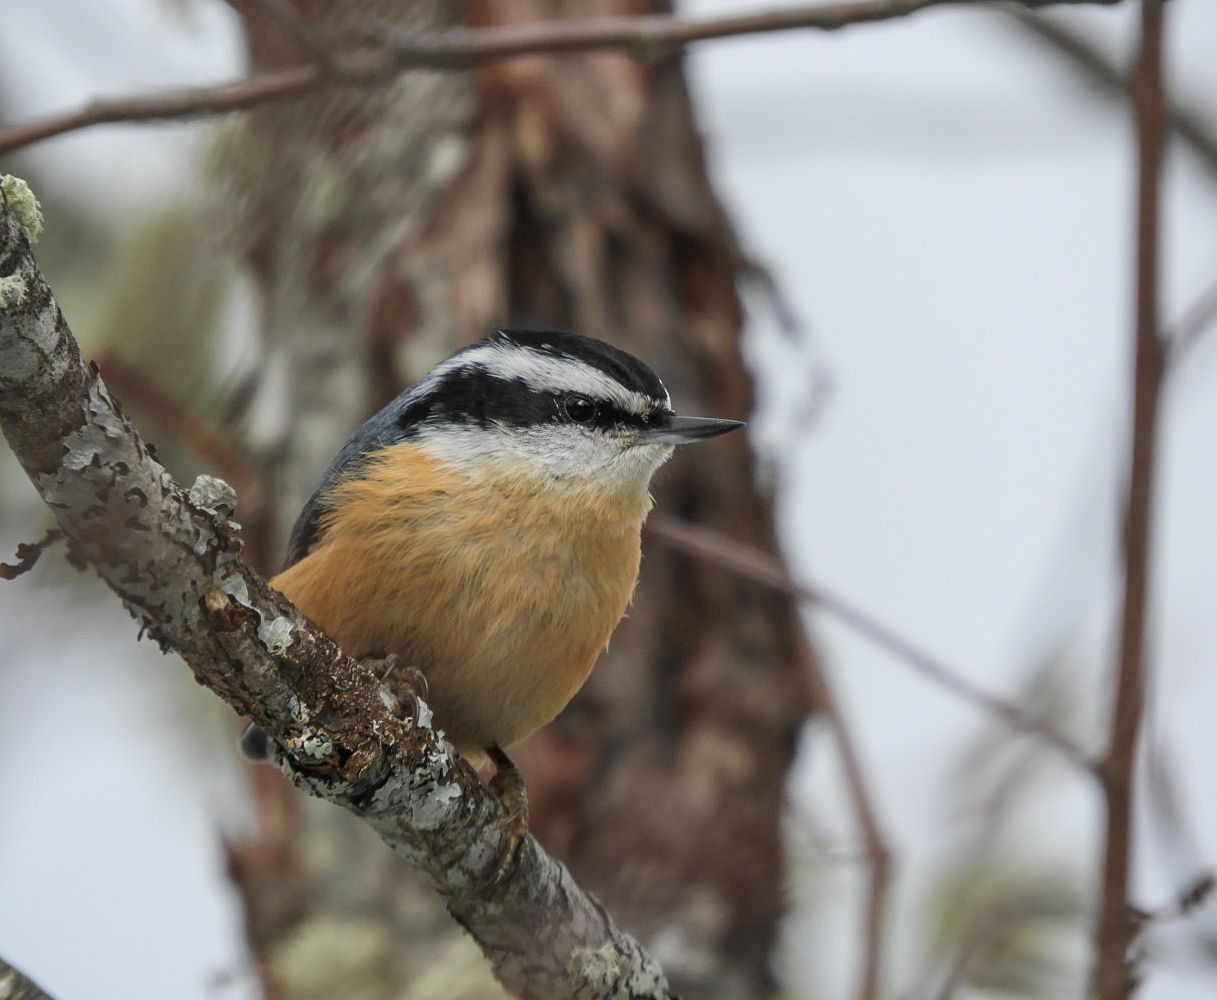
left=221, top=2, right=815, bottom=998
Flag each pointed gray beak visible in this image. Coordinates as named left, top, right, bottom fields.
left=639, top=415, right=745, bottom=445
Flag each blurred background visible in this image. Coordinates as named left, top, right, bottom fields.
left=1, top=1, right=1216, bottom=998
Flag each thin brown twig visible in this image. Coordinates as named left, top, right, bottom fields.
left=1167, top=274, right=1217, bottom=365
left=1006, top=7, right=1217, bottom=185
left=363, top=0, right=947, bottom=64
left=645, top=514, right=1093, bottom=770
left=1131, top=872, right=1217, bottom=926
left=1093, top=2, right=1168, bottom=998
left=0, top=0, right=1122, bottom=155
left=794, top=635, right=892, bottom=1000
left=0, top=66, right=321, bottom=154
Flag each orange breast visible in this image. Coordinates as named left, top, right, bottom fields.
left=271, top=442, right=651, bottom=760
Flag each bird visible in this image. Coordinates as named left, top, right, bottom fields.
left=255, top=328, right=743, bottom=854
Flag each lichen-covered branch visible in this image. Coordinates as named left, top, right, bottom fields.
left=0, top=958, right=57, bottom=1000
left=0, top=177, right=674, bottom=1000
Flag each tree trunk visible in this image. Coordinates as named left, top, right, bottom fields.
left=221, top=3, right=815, bottom=998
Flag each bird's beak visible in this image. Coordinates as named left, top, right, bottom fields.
left=638, top=415, right=745, bottom=446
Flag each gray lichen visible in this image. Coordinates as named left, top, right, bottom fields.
left=259, top=615, right=296, bottom=654
left=188, top=473, right=238, bottom=517
left=0, top=175, right=44, bottom=243
left=0, top=274, right=25, bottom=308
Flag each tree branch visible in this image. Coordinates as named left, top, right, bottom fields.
left=1167, top=274, right=1217, bottom=366
left=1006, top=6, right=1217, bottom=185
left=0, top=0, right=1122, bottom=155
left=0, top=66, right=322, bottom=155
left=647, top=511, right=896, bottom=996
left=0, top=178, right=674, bottom=1000
left=1092, top=2, right=1168, bottom=997
left=646, top=514, right=1092, bottom=770
left=0, top=958, right=56, bottom=1000
left=792, top=635, right=892, bottom=1000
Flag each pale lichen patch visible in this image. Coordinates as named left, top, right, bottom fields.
left=188, top=473, right=237, bottom=517
left=0, top=175, right=44, bottom=243
left=0, top=274, right=25, bottom=307
left=259, top=615, right=295, bottom=654
left=569, top=943, right=623, bottom=988
left=364, top=750, right=462, bottom=834
left=294, top=727, right=334, bottom=760
left=377, top=685, right=398, bottom=712
left=415, top=699, right=434, bottom=729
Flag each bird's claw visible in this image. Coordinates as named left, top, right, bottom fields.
left=488, top=745, right=529, bottom=882
left=360, top=653, right=429, bottom=721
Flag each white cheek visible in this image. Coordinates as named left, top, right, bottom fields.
left=516, top=426, right=625, bottom=480
left=611, top=442, right=673, bottom=483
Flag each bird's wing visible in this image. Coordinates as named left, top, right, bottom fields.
left=282, top=394, right=424, bottom=569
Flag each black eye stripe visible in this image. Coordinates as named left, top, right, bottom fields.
left=391, top=365, right=671, bottom=437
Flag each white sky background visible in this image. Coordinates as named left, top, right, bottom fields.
left=2, top=2, right=1217, bottom=999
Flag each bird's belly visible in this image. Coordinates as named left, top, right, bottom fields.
left=272, top=489, right=642, bottom=759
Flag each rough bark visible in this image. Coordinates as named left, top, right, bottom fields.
left=221, top=2, right=815, bottom=998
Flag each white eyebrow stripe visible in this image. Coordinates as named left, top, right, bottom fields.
left=434, top=341, right=666, bottom=415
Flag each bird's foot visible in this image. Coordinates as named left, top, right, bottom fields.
left=241, top=656, right=427, bottom=762
left=487, top=745, right=529, bottom=881
left=360, top=653, right=428, bottom=721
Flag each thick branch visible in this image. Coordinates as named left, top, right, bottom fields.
left=0, top=0, right=1121, bottom=155
left=0, top=180, right=674, bottom=1000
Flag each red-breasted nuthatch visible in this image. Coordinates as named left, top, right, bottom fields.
left=254, top=329, right=742, bottom=838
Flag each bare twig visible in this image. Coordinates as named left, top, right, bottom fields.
left=1133, top=872, right=1217, bottom=925
left=0, top=527, right=64, bottom=580
left=364, top=0, right=948, bottom=63
left=793, top=635, right=892, bottom=1000
left=1167, top=274, right=1217, bottom=365
left=645, top=514, right=1092, bottom=769
left=1093, top=2, right=1168, bottom=998
left=1006, top=7, right=1217, bottom=185
left=0, top=66, right=321, bottom=153
left=0, top=0, right=1122, bottom=155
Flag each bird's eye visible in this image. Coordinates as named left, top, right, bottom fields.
left=562, top=394, right=597, bottom=424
